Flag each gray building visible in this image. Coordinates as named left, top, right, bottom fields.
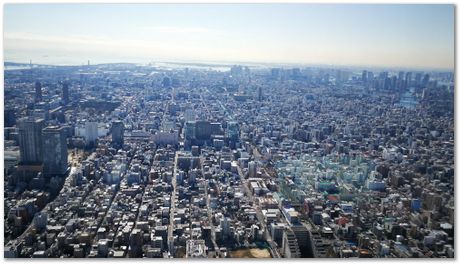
left=35, top=81, right=42, bottom=102
left=42, top=126, right=68, bottom=175
left=111, top=121, right=124, bottom=148
left=18, top=117, right=44, bottom=164
left=62, top=81, right=69, bottom=104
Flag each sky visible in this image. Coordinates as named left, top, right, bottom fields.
left=3, top=4, right=455, bottom=70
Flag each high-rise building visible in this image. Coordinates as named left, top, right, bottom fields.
left=4, top=108, right=16, bottom=127
left=367, top=72, right=374, bottom=82
left=195, top=121, right=213, bottom=140
left=42, top=126, right=68, bottom=175
left=405, top=72, right=412, bottom=89
left=162, top=76, right=171, bottom=88
left=18, top=117, right=44, bottom=164
left=226, top=121, right=239, bottom=141
left=271, top=68, right=281, bottom=80
left=257, top=86, right=263, bottom=101
left=362, top=70, right=367, bottom=83
left=111, top=121, right=124, bottom=148
left=62, top=81, right=69, bottom=104
left=184, top=109, right=195, bottom=122
left=422, top=74, right=430, bottom=87
left=415, top=73, right=422, bottom=86
left=230, top=65, right=243, bottom=77
left=248, top=161, right=257, bottom=178
left=184, top=121, right=196, bottom=140
left=35, top=81, right=42, bottom=102
left=85, top=121, right=98, bottom=146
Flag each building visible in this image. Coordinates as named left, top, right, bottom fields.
left=184, top=121, right=196, bottom=141
left=186, top=240, right=207, bottom=258
left=42, top=126, right=68, bottom=175
left=184, top=109, right=195, bottom=122
left=154, top=131, right=178, bottom=146
left=248, top=161, right=257, bottom=178
left=291, top=225, right=313, bottom=257
left=282, top=228, right=301, bottom=258
left=227, top=121, right=239, bottom=141
left=257, top=86, right=263, bottom=101
left=18, top=117, right=44, bottom=164
left=62, top=81, right=69, bottom=104
left=195, top=121, right=213, bottom=140
left=111, top=121, right=124, bottom=148
left=85, top=121, right=98, bottom=146
left=35, top=81, right=42, bottom=102
left=5, top=108, right=16, bottom=127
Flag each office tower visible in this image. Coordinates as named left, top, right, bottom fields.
left=367, top=71, right=374, bottom=82
left=220, top=217, right=230, bottom=238
left=398, top=71, right=405, bottom=89
left=42, top=126, right=68, bottom=175
left=62, top=81, right=69, bottom=104
left=244, top=66, right=250, bottom=77
left=248, top=161, right=257, bottom=178
left=162, top=76, right=171, bottom=88
left=230, top=65, right=243, bottom=77
left=35, top=81, right=42, bottom=102
left=405, top=72, right=412, bottom=89
left=85, top=121, right=98, bottom=146
left=391, top=76, right=397, bottom=90
left=292, top=68, right=301, bottom=79
left=4, top=108, right=16, bottom=127
left=422, top=74, right=430, bottom=87
left=184, top=109, right=195, bottom=122
left=257, top=86, right=263, bottom=101
left=195, top=121, right=213, bottom=140
left=282, top=228, right=301, bottom=258
left=291, top=225, right=313, bottom=257
left=111, top=121, right=124, bottom=148
left=362, top=70, right=367, bottom=82
left=18, top=117, right=44, bottom=164
left=271, top=68, right=281, bottom=79
left=184, top=121, right=196, bottom=141
left=415, top=73, right=422, bottom=86
left=226, top=121, right=239, bottom=141
left=405, top=72, right=412, bottom=81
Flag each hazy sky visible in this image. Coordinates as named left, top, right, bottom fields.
left=4, top=4, right=455, bottom=70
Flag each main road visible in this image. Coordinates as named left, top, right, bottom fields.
left=236, top=165, right=281, bottom=258
left=168, top=152, right=179, bottom=257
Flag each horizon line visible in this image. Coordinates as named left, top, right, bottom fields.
left=4, top=59, right=454, bottom=73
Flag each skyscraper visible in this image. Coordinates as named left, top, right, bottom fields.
left=18, top=117, right=44, bottom=164
left=257, top=86, right=263, bottom=101
left=226, top=121, right=240, bottom=141
left=405, top=72, right=412, bottom=89
left=111, top=121, right=124, bottom=148
left=85, top=121, right=98, bottom=147
left=248, top=161, right=257, bottom=178
left=361, top=70, right=367, bottom=83
left=62, top=81, right=69, bottom=104
left=422, top=74, right=430, bottom=87
left=184, top=109, right=196, bottom=122
left=35, top=81, right=42, bottom=102
left=42, top=126, right=68, bottom=175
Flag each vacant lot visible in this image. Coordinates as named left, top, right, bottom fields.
left=230, top=248, right=271, bottom=258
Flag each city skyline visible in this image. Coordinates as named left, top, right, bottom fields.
left=4, top=4, right=455, bottom=70
left=3, top=3, right=455, bottom=259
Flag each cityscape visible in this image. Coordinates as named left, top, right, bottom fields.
left=2, top=3, right=455, bottom=259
